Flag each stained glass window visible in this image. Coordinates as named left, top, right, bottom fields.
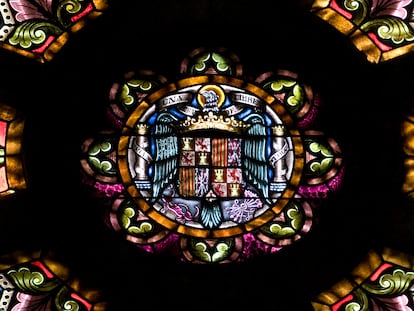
left=0, top=0, right=108, bottom=63
left=81, top=47, right=345, bottom=264
left=2, top=1, right=414, bottom=309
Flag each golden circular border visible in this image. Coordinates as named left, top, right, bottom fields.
left=118, top=75, right=304, bottom=238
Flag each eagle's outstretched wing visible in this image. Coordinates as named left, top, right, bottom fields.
left=243, top=114, right=269, bottom=199
left=151, top=112, right=179, bottom=202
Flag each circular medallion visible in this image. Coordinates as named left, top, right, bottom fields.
left=118, top=75, right=304, bottom=238
left=81, top=47, right=345, bottom=263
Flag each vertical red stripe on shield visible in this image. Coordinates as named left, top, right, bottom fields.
left=212, top=138, right=227, bottom=166
left=179, top=168, right=195, bottom=196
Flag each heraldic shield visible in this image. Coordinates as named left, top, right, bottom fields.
left=127, top=79, right=297, bottom=233
left=81, top=47, right=344, bottom=263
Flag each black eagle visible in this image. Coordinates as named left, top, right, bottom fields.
left=151, top=112, right=269, bottom=228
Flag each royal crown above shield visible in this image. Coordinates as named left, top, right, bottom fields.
left=81, top=47, right=345, bottom=264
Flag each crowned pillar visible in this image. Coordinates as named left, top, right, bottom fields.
left=131, top=123, right=152, bottom=190
left=269, top=124, right=288, bottom=192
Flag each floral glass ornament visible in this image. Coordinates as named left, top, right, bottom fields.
left=0, top=250, right=107, bottom=310
left=0, top=0, right=108, bottom=63
left=311, top=0, right=414, bottom=63
left=311, top=248, right=414, bottom=310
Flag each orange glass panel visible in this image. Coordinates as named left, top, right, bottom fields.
left=0, top=104, right=26, bottom=198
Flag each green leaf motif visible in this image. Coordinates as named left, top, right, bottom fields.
left=119, top=207, right=135, bottom=228
left=191, top=52, right=233, bottom=74
left=267, top=202, right=304, bottom=238
left=211, top=52, right=231, bottom=72
left=309, top=141, right=332, bottom=157
left=267, top=79, right=296, bottom=92
left=264, top=80, right=305, bottom=112
left=268, top=223, right=295, bottom=237
left=286, top=84, right=305, bottom=108
left=309, top=158, right=333, bottom=175
left=193, top=53, right=211, bottom=72
left=286, top=204, right=303, bottom=229
left=118, top=79, right=154, bottom=109
left=342, top=288, right=368, bottom=311
left=127, top=79, right=153, bottom=91
left=119, top=84, right=135, bottom=106
left=340, top=269, right=414, bottom=310
left=362, top=17, right=414, bottom=45
left=57, top=0, right=83, bottom=27
left=119, top=206, right=154, bottom=235
left=88, top=157, right=114, bottom=174
left=61, top=299, right=81, bottom=311
left=192, top=240, right=232, bottom=263
left=89, top=141, right=112, bottom=155
left=343, top=0, right=369, bottom=25
left=87, top=140, right=116, bottom=176
left=56, top=287, right=82, bottom=311
left=7, top=267, right=60, bottom=293
left=363, top=269, right=414, bottom=296
left=9, top=21, right=62, bottom=49
left=127, top=222, right=153, bottom=235
left=306, top=141, right=334, bottom=175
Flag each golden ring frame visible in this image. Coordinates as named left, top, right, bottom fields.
left=117, top=75, right=305, bottom=239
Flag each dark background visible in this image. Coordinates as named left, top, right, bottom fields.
left=0, top=0, right=413, bottom=310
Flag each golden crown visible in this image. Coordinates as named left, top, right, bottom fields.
left=179, top=111, right=247, bottom=134
left=272, top=124, right=286, bottom=136
left=136, top=123, right=150, bottom=135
